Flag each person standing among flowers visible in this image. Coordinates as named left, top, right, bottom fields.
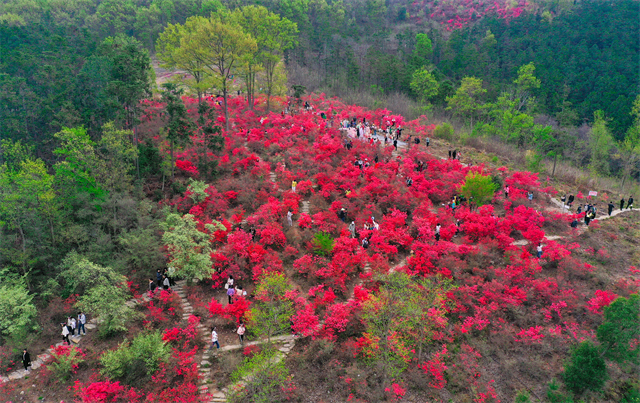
left=237, top=323, right=246, bottom=345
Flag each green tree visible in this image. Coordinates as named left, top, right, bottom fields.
left=100, top=331, right=170, bottom=384
left=0, top=156, right=57, bottom=280
left=446, top=77, right=487, bottom=126
left=228, top=348, right=292, bottom=403
left=0, top=280, right=38, bottom=342
left=99, top=34, right=152, bottom=130
left=513, top=62, right=541, bottom=112
left=230, top=5, right=298, bottom=110
left=161, top=213, right=225, bottom=281
left=58, top=251, right=127, bottom=296
left=359, top=272, right=454, bottom=381
left=249, top=272, right=295, bottom=343
left=619, top=95, right=640, bottom=191
left=588, top=110, right=614, bottom=176
left=161, top=83, right=192, bottom=178
left=597, top=294, right=640, bottom=366
left=94, top=122, right=139, bottom=193
left=191, top=15, right=257, bottom=131
left=411, top=33, right=432, bottom=68
left=563, top=341, right=608, bottom=395
left=156, top=16, right=211, bottom=103
left=76, top=282, right=138, bottom=337
left=410, top=67, right=439, bottom=104
left=459, top=172, right=498, bottom=207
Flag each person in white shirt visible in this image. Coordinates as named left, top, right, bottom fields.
left=211, top=327, right=219, bottom=349
left=536, top=244, right=543, bottom=258
left=61, top=323, right=70, bottom=345
left=77, top=312, right=86, bottom=335
left=68, top=317, right=77, bottom=336
left=287, top=210, right=293, bottom=227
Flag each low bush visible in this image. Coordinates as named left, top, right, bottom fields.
left=46, top=345, right=85, bottom=381
left=100, top=331, right=170, bottom=387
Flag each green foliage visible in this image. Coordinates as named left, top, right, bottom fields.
left=446, top=77, right=487, bottom=126
left=186, top=179, right=209, bottom=204
left=514, top=390, right=531, bottom=403
left=621, top=386, right=640, bottom=403
left=359, top=272, right=454, bottom=380
left=161, top=213, right=224, bottom=280
left=459, top=172, right=498, bottom=207
left=100, top=331, right=170, bottom=386
left=228, top=348, right=292, bottom=403
left=58, top=251, right=127, bottom=296
left=98, top=34, right=152, bottom=129
left=433, top=122, right=455, bottom=141
left=547, top=378, right=574, bottom=403
left=588, top=110, right=615, bottom=176
left=312, top=231, right=334, bottom=256
left=0, top=280, right=38, bottom=342
left=410, top=68, right=439, bottom=103
left=562, top=341, right=608, bottom=395
left=49, top=346, right=85, bottom=381
left=411, top=33, right=432, bottom=68
left=75, top=282, right=139, bottom=338
left=250, top=273, right=295, bottom=342
left=596, top=294, right=640, bottom=366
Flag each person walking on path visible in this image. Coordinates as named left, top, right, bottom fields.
left=163, top=275, right=171, bottom=291
left=608, top=202, right=614, bottom=216
left=426, top=137, right=430, bottom=147
left=148, top=278, right=157, bottom=294
left=567, top=194, right=575, bottom=207
left=61, top=323, right=70, bottom=345
left=78, top=312, right=86, bottom=336
left=504, top=186, right=510, bottom=199
left=393, top=139, right=398, bottom=151
left=237, top=323, right=246, bottom=345
left=227, top=286, right=236, bottom=304
left=620, top=197, right=626, bottom=211
left=435, top=224, right=441, bottom=242
left=22, top=349, right=31, bottom=371
left=536, top=244, right=543, bottom=258
left=287, top=210, right=293, bottom=227
left=627, top=196, right=634, bottom=209
left=68, top=316, right=77, bottom=336
left=156, top=269, right=163, bottom=288
left=348, top=221, right=356, bottom=238
left=211, top=327, right=220, bottom=350
left=291, top=180, right=297, bottom=193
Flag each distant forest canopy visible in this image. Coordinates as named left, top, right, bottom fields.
left=0, top=0, right=638, bottom=150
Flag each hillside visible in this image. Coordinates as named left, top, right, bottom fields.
left=2, top=94, right=638, bottom=402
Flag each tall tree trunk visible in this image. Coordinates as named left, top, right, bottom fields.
left=552, top=152, right=558, bottom=177
left=170, top=139, right=175, bottom=179
left=223, top=89, right=229, bottom=132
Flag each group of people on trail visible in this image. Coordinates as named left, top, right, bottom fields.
left=149, top=268, right=173, bottom=293
left=209, top=275, right=250, bottom=351
left=210, top=322, right=246, bottom=352
left=448, top=149, right=461, bottom=160
left=563, top=194, right=634, bottom=228
left=61, top=312, right=87, bottom=345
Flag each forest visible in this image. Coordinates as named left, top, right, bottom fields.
left=1, top=0, right=639, bottom=402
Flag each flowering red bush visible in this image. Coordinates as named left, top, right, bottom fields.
left=137, top=93, right=631, bottom=400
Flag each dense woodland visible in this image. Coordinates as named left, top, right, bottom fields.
left=1, top=0, right=639, bottom=402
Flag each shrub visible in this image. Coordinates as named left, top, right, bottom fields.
left=562, top=341, right=608, bottom=395
left=460, top=172, right=498, bottom=207
left=100, top=331, right=170, bottom=386
left=312, top=232, right=334, bottom=256
left=0, top=281, right=38, bottom=341
left=47, top=345, right=85, bottom=381
left=76, top=283, right=138, bottom=338
left=433, top=122, right=454, bottom=141
left=228, top=348, right=298, bottom=403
